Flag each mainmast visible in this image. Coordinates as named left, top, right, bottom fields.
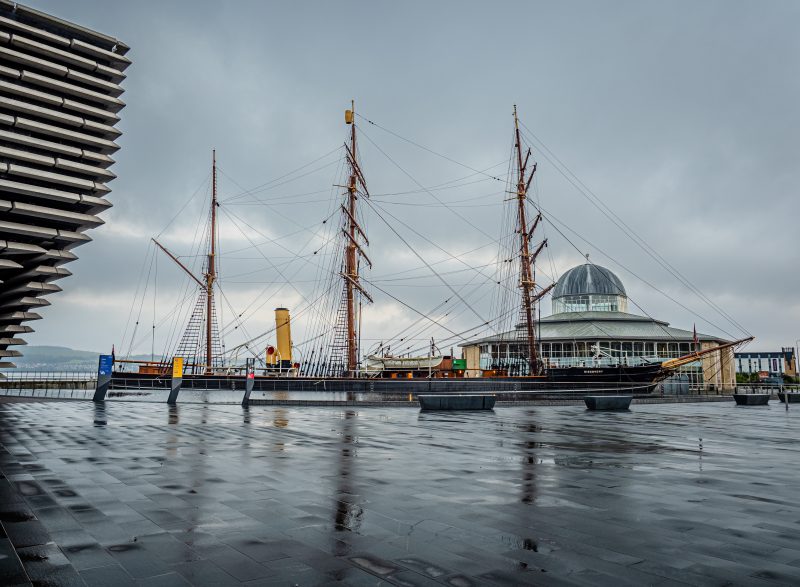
left=342, top=101, right=372, bottom=376
left=205, top=149, right=218, bottom=373
left=513, top=106, right=546, bottom=376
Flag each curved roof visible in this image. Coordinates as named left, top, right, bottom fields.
left=552, top=264, right=626, bottom=298
left=460, top=312, right=730, bottom=346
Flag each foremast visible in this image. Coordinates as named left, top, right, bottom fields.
left=153, top=150, right=222, bottom=374
left=204, top=150, right=218, bottom=374
left=512, top=106, right=552, bottom=376
left=342, top=102, right=372, bottom=376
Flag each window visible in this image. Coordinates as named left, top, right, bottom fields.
left=553, top=293, right=628, bottom=314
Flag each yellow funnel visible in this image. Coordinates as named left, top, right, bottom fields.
left=275, top=308, right=292, bottom=363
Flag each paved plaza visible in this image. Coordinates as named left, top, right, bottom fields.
left=1, top=399, right=799, bottom=586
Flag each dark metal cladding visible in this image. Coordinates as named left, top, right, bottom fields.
left=552, top=263, right=626, bottom=298
left=0, top=2, right=128, bottom=369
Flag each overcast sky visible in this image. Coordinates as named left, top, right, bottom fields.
left=25, top=0, right=800, bottom=356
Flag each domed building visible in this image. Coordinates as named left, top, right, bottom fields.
left=460, top=263, right=735, bottom=391
left=551, top=264, right=628, bottom=314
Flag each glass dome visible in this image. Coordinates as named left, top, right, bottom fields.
left=552, top=263, right=628, bottom=314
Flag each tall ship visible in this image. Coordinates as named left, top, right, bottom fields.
left=111, top=104, right=750, bottom=394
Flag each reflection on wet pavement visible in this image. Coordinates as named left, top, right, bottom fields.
left=1, top=401, right=800, bottom=585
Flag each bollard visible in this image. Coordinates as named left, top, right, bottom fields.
left=167, top=357, right=183, bottom=404
left=92, top=354, right=113, bottom=402
left=241, top=358, right=256, bottom=407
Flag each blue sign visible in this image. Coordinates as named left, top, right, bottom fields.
left=98, top=354, right=113, bottom=376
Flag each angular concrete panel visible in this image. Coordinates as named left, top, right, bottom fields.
left=0, top=2, right=127, bottom=369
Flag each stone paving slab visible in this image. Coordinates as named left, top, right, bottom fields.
left=0, top=400, right=798, bottom=585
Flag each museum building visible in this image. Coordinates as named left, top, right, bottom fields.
left=461, top=263, right=735, bottom=389
left=0, top=2, right=128, bottom=368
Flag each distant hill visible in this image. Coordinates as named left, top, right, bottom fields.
left=4, top=346, right=149, bottom=371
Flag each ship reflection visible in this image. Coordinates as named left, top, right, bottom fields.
left=333, top=409, right=363, bottom=542
left=273, top=407, right=288, bottom=429
left=271, top=405, right=288, bottom=452
left=520, top=415, right=538, bottom=505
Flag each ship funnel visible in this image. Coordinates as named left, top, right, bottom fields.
left=275, top=307, right=292, bottom=364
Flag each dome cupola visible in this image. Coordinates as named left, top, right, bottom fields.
left=552, top=263, right=628, bottom=314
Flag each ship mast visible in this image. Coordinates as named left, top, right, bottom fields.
left=513, top=106, right=545, bottom=375
left=342, top=101, right=372, bottom=376
left=205, top=149, right=218, bottom=374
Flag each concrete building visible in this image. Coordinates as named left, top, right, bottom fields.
left=461, top=263, right=736, bottom=389
left=735, top=348, right=797, bottom=378
left=0, top=1, right=128, bottom=368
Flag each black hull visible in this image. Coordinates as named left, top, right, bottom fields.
left=110, top=369, right=662, bottom=395
left=546, top=364, right=666, bottom=385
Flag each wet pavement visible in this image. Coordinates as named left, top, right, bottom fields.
left=1, top=400, right=799, bottom=586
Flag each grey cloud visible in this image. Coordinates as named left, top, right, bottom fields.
left=24, top=0, right=800, bottom=354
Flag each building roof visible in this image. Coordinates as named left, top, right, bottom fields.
left=542, top=311, right=656, bottom=324
left=8, top=2, right=129, bottom=52
left=552, top=263, right=626, bottom=299
left=461, top=311, right=728, bottom=346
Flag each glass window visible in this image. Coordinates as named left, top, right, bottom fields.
left=633, top=342, right=644, bottom=356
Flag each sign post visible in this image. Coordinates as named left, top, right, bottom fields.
left=167, top=357, right=183, bottom=404
left=241, top=358, right=256, bottom=407
left=92, top=354, right=113, bottom=402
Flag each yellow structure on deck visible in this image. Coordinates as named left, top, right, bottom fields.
left=275, top=307, right=292, bottom=363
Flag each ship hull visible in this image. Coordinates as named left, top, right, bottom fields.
left=110, top=369, right=664, bottom=395
left=546, top=364, right=666, bottom=384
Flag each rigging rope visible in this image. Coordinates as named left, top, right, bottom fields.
left=518, top=121, right=750, bottom=338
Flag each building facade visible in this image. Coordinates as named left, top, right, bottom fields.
left=461, top=263, right=736, bottom=389
left=735, top=349, right=797, bottom=378
left=0, top=2, right=128, bottom=368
